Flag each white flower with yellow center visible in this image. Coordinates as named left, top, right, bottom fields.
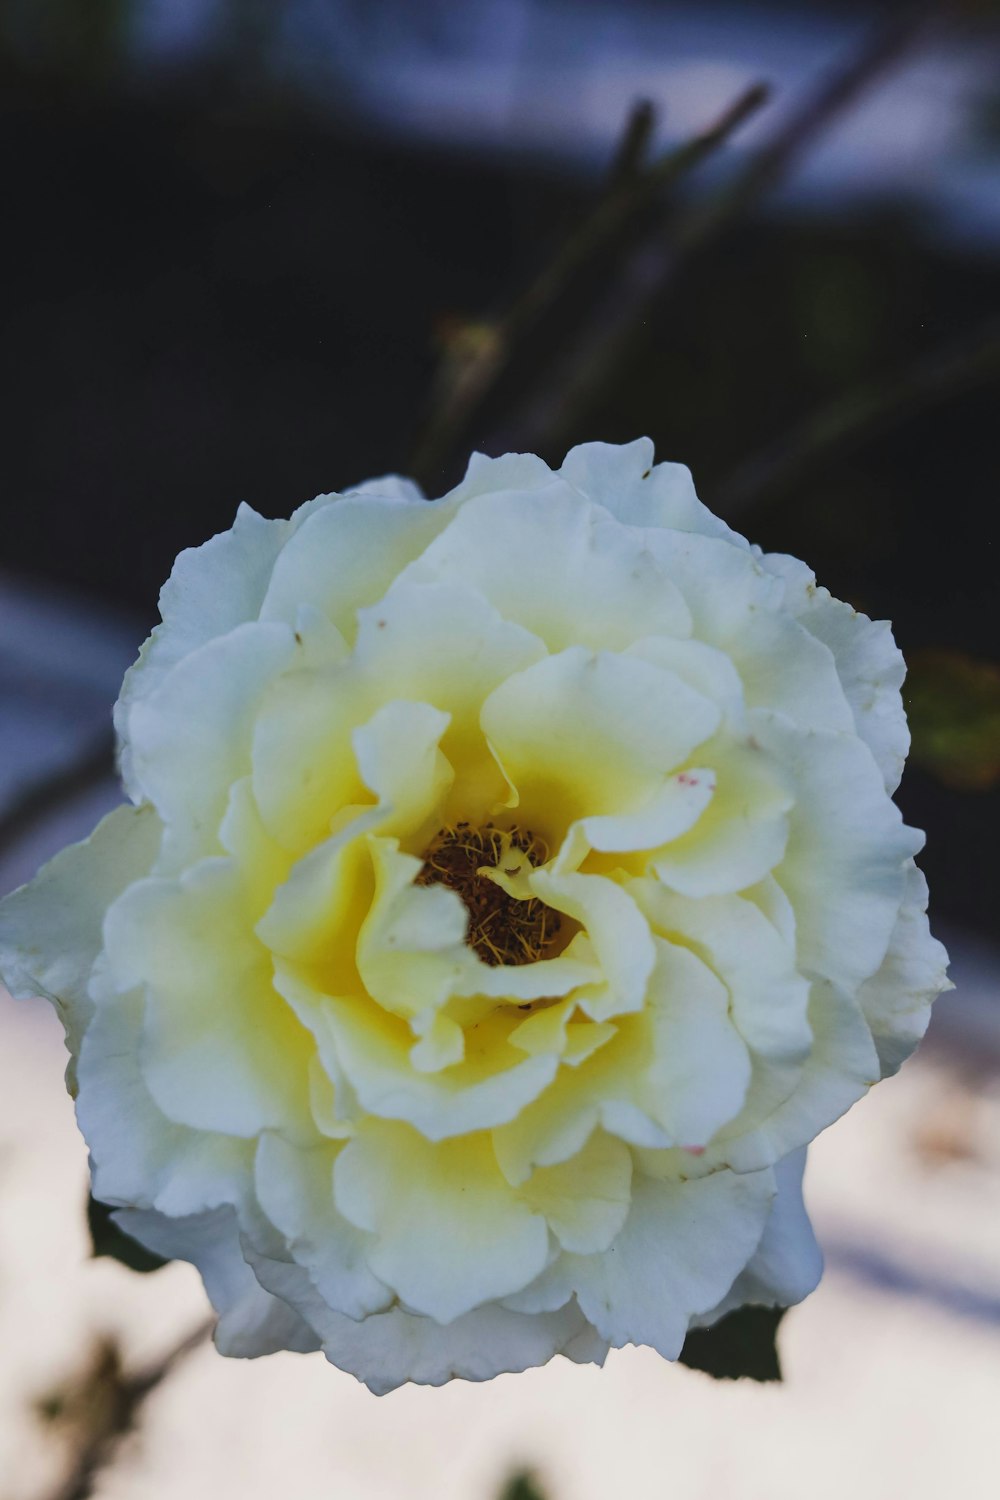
left=0, top=440, right=949, bottom=1392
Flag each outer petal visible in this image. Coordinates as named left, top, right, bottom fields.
left=114, top=503, right=296, bottom=794
left=316, top=1298, right=598, bottom=1396
left=719, top=978, right=878, bottom=1173
left=694, top=1148, right=822, bottom=1324
left=258, top=494, right=455, bottom=640
left=762, top=551, right=910, bottom=793
left=79, top=976, right=254, bottom=1218
left=103, top=858, right=313, bottom=1140
left=402, top=483, right=693, bottom=651
left=514, top=1166, right=775, bottom=1358
left=254, top=1133, right=392, bottom=1321
left=112, top=1205, right=321, bottom=1357
left=858, top=861, right=951, bottom=1076
left=757, top=711, right=923, bottom=991
left=560, top=439, right=746, bottom=544
left=128, top=621, right=297, bottom=868
left=0, top=803, right=160, bottom=1078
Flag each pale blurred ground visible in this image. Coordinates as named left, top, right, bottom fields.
left=1, top=576, right=998, bottom=1500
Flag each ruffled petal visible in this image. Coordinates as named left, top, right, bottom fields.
left=560, top=439, right=746, bottom=544
left=403, top=483, right=693, bottom=651
left=254, top=1132, right=392, bottom=1320
left=316, top=1298, right=597, bottom=1395
left=259, top=494, right=455, bottom=639
left=858, top=861, right=951, bottom=1076
left=333, top=1121, right=550, bottom=1322
left=112, top=1205, right=321, bottom=1356
left=128, top=621, right=297, bottom=869
left=115, top=504, right=295, bottom=794
left=104, top=858, right=313, bottom=1140
left=757, top=711, right=923, bottom=991
left=762, top=552, right=910, bottom=794
left=694, top=1148, right=822, bottom=1324
left=0, top=802, right=161, bottom=1084
left=482, top=647, right=720, bottom=839
left=517, top=1165, right=775, bottom=1358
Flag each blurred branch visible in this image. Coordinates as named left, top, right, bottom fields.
left=409, top=83, right=770, bottom=488
left=0, top=731, right=115, bottom=862
left=490, top=1, right=940, bottom=458
left=605, top=98, right=658, bottom=191
left=40, top=1318, right=215, bottom=1500
left=713, top=316, right=1000, bottom=515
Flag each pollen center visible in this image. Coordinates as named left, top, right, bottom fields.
left=416, top=823, right=562, bottom=967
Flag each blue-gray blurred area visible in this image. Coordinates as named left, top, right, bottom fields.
left=1, top=0, right=1000, bottom=936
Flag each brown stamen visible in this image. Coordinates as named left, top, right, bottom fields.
left=415, top=824, right=561, bottom=967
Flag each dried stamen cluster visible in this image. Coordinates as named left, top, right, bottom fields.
left=416, top=823, right=561, bottom=967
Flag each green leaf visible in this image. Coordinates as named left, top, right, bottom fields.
left=906, top=648, right=1000, bottom=791
left=87, top=1193, right=169, bottom=1274
left=679, top=1305, right=785, bottom=1382
left=498, top=1473, right=548, bottom=1500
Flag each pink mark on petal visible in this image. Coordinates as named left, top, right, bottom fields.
left=682, top=1145, right=706, bottom=1156
left=677, top=773, right=699, bottom=787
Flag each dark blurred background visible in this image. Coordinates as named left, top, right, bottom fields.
left=2, top=0, right=1000, bottom=933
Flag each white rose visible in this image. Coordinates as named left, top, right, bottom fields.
left=0, top=439, right=949, bottom=1393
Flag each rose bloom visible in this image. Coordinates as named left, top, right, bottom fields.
left=0, top=441, right=948, bottom=1392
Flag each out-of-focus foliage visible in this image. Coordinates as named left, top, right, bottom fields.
left=906, top=649, right=1000, bottom=791
left=499, top=1472, right=548, bottom=1500
left=88, top=1194, right=167, bottom=1274
left=679, top=1306, right=785, bottom=1382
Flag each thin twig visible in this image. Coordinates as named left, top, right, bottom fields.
left=605, top=98, right=657, bottom=192
left=713, top=316, right=1000, bottom=516
left=45, top=1317, right=215, bottom=1500
left=492, top=1, right=939, bottom=457
left=408, top=83, right=770, bottom=488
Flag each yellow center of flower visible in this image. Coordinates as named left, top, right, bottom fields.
left=416, top=823, right=562, bottom=968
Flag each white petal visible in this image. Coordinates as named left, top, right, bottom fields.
left=695, top=1148, right=822, bottom=1323
left=352, top=580, right=545, bottom=818
left=104, top=860, right=312, bottom=1139
left=250, top=659, right=365, bottom=854
left=519, top=1129, right=633, bottom=1253
left=345, top=474, right=425, bottom=502
left=530, top=869, right=655, bottom=1023
left=482, top=647, right=720, bottom=839
left=642, top=937, right=752, bottom=1147
left=537, top=1166, right=775, bottom=1358
left=317, top=1298, right=595, bottom=1395
left=78, top=976, right=254, bottom=1218
left=446, top=450, right=555, bottom=502
left=858, top=861, right=951, bottom=1077
left=762, top=553, right=910, bottom=794
left=728, top=611, right=855, bottom=735
left=403, top=484, right=693, bottom=651
left=648, top=734, right=793, bottom=898
left=635, top=882, right=811, bottom=1065
left=560, top=439, right=746, bottom=543
left=757, top=711, right=923, bottom=990
left=128, top=621, right=297, bottom=869
left=112, top=1205, right=320, bottom=1356
left=333, top=1122, right=550, bottom=1322
left=254, top=1133, right=392, bottom=1321
left=299, top=987, right=559, bottom=1140
left=0, top=802, right=160, bottom=1081
left=114, top=504, right=293, bottom=795
left=719, top=979, right=878, bottom=1172
left=259, top=494, right=454, bottom=639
